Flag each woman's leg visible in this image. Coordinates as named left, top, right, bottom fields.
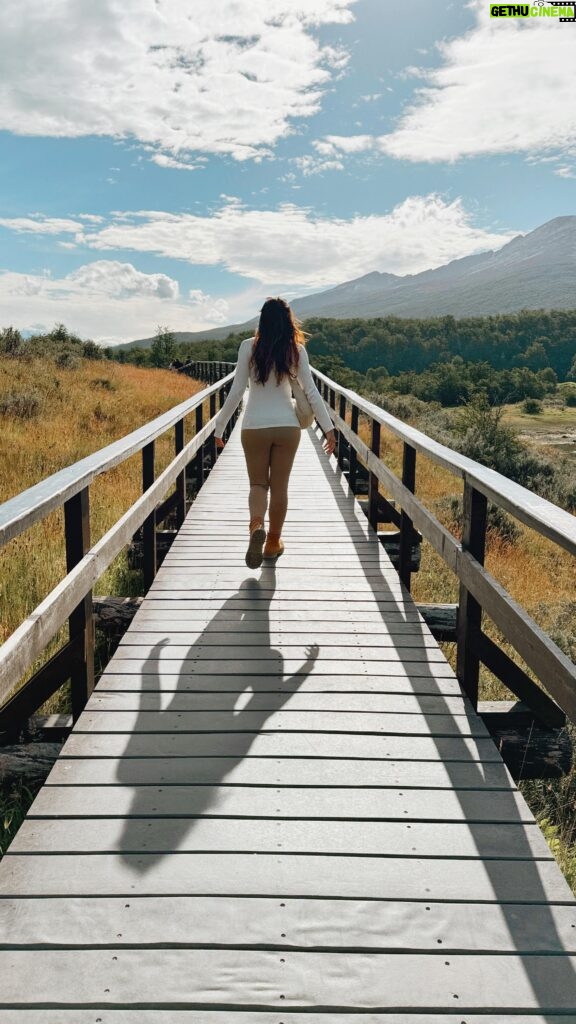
left=241, top=429, right=272, bottom=527
left=268, top=427, right=301, bottom=535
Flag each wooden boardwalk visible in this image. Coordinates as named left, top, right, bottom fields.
left=1, top=419, right=576, bottom=1019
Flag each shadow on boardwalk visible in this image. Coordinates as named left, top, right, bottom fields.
left=116, top=573, right=318, bottom=867
left=313, top=427, right=576, bottom=1018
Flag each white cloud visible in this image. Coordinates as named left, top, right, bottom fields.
left=1, top=196, right=518, bottom=290
left=313, top=1, right=576, bottom=166
left=188, top=289, right=230, bottom=324
left=293, top=155, right=344, bottom=176
left=0, top=215, right=83, bottom=236
left=0, top=0, right=356, bottom=161
left=0, top=260, right=244, bottom=341
left=66, top=261, right=179, bottom=300
left=150, top=154, right=204, bottom=171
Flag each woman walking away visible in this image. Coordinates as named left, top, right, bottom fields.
left=214, top=297, right=336, bottom=569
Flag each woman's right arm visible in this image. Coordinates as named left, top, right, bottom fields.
left=213, top=339, right=251, bottom=441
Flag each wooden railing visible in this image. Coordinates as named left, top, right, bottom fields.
left=310, top=368, right=576, bottom=738
left=2, top=357, right=575, bottom=770
left=0, top=372, right=238, bottom=738
left=178, top=360, right=236, bottom=383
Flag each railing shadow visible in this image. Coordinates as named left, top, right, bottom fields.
left=116, top=572, right=319, bottom=869
left=313, top=426, right=576, bottom=1016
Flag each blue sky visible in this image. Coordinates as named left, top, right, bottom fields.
left=0, top=0, right=574, bottom=343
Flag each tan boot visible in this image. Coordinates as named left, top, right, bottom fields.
left=263, top=532, right=284, bottom=559
left=245, top=519, right=266, bottom=569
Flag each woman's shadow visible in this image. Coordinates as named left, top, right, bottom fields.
left=116, top=567, right=319, bottom=870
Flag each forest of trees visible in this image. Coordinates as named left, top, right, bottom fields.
left=3, top=310, right=576, bottom=408
left=107, top=309, right=576, bottom=407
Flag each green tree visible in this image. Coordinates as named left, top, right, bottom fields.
left=150, top=326, right=176, bottom=368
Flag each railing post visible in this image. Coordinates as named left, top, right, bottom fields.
left=209, top=390, right=217, bottom=467
left=368, top=418, right=381, bottom=531
left=457, top=480, right=488, bottom=709
left=398, top=443, right=417, bottom=590
left=337, top=394, right=346, bottom=468
left=174, top=418, right=186, bottom=527
left=220, top=384, right=231, bottom=443
left=142, top=441, right=157, bottom=590
left=195, top=404, right=204, bottom=490
left=348, top=404, right=359, bottom=491
left=64, top=487, right=94, bottom=720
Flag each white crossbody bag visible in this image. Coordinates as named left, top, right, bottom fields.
left=290, top=376, right=315, bottom=429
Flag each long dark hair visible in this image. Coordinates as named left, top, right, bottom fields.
left=250, top=297, right=305, bottom=385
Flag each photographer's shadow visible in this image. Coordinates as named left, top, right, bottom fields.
left=116, top=569, right=318, bottom=870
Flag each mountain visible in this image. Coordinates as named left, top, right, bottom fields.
left=118, top=216, right=576, bottom=349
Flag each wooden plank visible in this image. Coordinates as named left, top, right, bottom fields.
left=112, top=644, right=447, bottom=662
left=102, top=658, right=458, bottom=677
left=27, top=784, right=532, bottom=821
left=1, top=1015, right=575, bottom=1024
left=117, top=632, right=441, bottom=649
left=86, top=692, right=471, bottom=716
left=60, top=730, right=503, bottom=760
left=71, top=709, right=486, bottom=736
left=11, top=817, right=552, bottom=859
left=131, top=602, right=426, bottom=618
left=1, top=896, right=574, bottom=954
left=125, top=618, right=435, bottom=634
left=1, top=853, right=572, bottom=902
left=45, top=756, right=514, bottom=788
left=94, top=672, right=465, bottom=695
left=1, top=948, right=576, bottom=1010
left=139, top=597, right=421, bottom=609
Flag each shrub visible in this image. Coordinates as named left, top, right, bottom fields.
left=54, top=350, right=81, bottom=370
left=566, top=392, right=576, bottom=408
left=0, top=388, right=43, bottom=419
left=0, top=326, right=23, bottom=356
left=523, top=398, right=542, bottom=414
left=82, top=340, right=104, bottom=360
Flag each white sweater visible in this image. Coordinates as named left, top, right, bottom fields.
left=214, top=337, right=334, bottom=437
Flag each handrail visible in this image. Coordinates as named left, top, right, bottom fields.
left=312, top=368, right=576, bottom=557
left=303, top=365, right=576, bottom=735
left=0, top=369, right=238, bottom=735
left=0, top=372, right=234, bottom=549
left=0, top=420, right=213, bottom=705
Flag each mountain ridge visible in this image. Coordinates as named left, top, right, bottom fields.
left=117, top=216, right=576, bottom=349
